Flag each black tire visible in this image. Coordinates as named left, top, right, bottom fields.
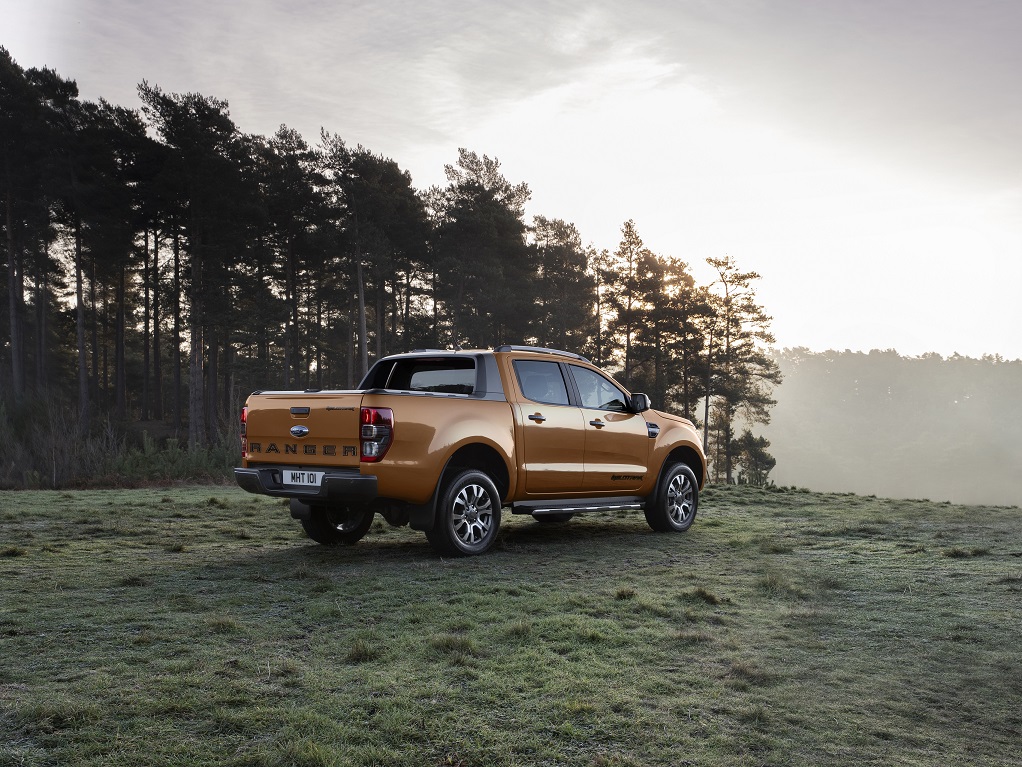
left=425, top=469, right=502, bottom=556
left=644, top=463, right=698, bottom=532
left=532, top=512, right=574, bottom=524
left=300, top=505, right=374, bottom=545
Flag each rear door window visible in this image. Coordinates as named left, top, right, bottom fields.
left=514, top=360, right=571, bottom=405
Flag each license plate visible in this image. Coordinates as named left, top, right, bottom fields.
left=282, top=470, right=323, bottom=487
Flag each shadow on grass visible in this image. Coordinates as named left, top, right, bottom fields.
left=163, top=513, right=705, bottom=605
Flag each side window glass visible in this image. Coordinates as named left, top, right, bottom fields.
left=570, top=366, right=629, bottom=412
left=513, top=360, right=571, bottom=406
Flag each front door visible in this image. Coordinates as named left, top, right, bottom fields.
left=567, top=365, right=650, bottom=492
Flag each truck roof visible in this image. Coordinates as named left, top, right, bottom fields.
left=405, top=345, right=591, bottom=363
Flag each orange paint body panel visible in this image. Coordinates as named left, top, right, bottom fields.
left=236, top=349, right=706, bottom=513
left=359, top=394, right=517, bottom=505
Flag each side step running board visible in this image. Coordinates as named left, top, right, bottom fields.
left=510, top=497, right=646, bottom=516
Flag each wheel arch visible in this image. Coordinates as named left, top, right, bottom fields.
left=442, top=442, right=512, bottom=501
left=409, top=441, right=512, bottom=534
left=655, top=444, right=706, bottom=492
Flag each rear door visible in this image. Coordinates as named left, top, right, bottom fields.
left=566, top=365, right=650, bottom=492
left=512, top=359, right=585, bottom=494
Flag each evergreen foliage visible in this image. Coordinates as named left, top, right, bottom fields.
left=0, top=49, right=779, bottom=488
left=703, top=256, right=782, bottom=484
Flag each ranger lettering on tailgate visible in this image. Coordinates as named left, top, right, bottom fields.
left=248, top=443, right=353, bottom=457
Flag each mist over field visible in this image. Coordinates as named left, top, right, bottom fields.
left=762, top=349, right=1022, bottom=506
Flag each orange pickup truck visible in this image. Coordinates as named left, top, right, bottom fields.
left=235, top=346, right=706, bottom=556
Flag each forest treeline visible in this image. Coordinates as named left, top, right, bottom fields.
left=765, top=349, right=1022, bottom=506
left=0, top=48, right=781, bottom=489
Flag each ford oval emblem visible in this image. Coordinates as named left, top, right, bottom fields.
left=290, top=425, right=310, bottom=438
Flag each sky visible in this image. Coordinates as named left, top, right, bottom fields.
left=6, top=0, right=1022, bottom=359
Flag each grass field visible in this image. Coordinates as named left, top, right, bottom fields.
left=1, top=484, right=1020, bottom=766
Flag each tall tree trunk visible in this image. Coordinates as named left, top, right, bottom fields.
left=681, top=344, right=691, bottom=421
left=4, top=147, right=25, bottom=404
left=205, top=326, right=218, bottom=444
left=89, top=252, right=99, bottom=401
left=211, top=256, right=229, bottom=430
left=723, top=414, right=734, bottom=485
left=375, top=267, right=384, bottom=361
left=114, top=262, right=127, bottom=419
left=702, top=327, right=713, bottom=454
left=322, top=305, right=331, bottom=386
left=34, top=235, right=47, bottom=391
left=188, top=219, right=205, bottom=449
left=431, top=270, right=439, bottom=348
left=73, top=214, right=89, bottom=429
left=102, top=287, right=110, bottom=399
left=255, top=258, right=268, bottom=382
left=390, top=273, right=398, bottom=352
left=623, top=248, right=634, bottom=386
left=357, top=260, right=368, bottom=377
left=301, top=267, right=311, bottom=388
left=142, top=229, right=151, bottom=420
left=173, top=228, right=182, bottom=434
left=722, top=310, right=733, bottom=484
left=347, top=294, right=355, bottom=389
left=189, top=319, right=204, bottom=448
left=221, top=340, right=234, bottom=430
left=315, top=289, right=324, bottom=389
left=450, top=275, right=463, bottom=349
left=152, top=226, right=163, bottom=420
left=285, top=238, right=297, bottom=388
left=402, top=269, right=412, bottom=353
left=654, top=330, right=663, bottom=409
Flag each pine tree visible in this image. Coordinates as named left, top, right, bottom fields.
left=138, top=82, right=255, bottom=447
left=531, top=216, right=595, bottom=352
left=602, top=220, right=659, bottom=386
left=634, top=256, right=708, bottom=416
left=703, top=255, right=782, bottom=483
left=428, top=149, right=535, bottom=349
left=734, top=430, right=776, bottom=486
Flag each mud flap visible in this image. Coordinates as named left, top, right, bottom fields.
left=289, top=498, right=313, bottom=521
left=408, top=502, right=436, bottom=532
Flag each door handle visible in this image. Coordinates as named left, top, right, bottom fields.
left=528, top=414, right=547, bottom=423
left=589, top=420, right=605, bottom=428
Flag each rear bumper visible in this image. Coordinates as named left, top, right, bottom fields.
left=234, top=466, right=378, bottom=505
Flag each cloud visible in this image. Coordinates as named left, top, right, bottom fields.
left=619, top=0, right=1022, bottom=190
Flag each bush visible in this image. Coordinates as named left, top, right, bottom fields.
left=0, top=398, right=237, bottom=489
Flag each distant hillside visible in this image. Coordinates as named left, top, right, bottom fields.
left=762, top=349, right=1022, bottom=506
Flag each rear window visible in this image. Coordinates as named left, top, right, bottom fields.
left=381, top=358, right=476, bottom=394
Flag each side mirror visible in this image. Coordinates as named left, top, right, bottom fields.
left=630, top=393, right=651, bottom=413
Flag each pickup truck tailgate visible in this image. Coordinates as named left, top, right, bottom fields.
left=244, top=392, right=363, bottom=468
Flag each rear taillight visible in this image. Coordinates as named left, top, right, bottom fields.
left=360, top=407, right=394, bottom=462
left=240, top=406, right=248, bottom=457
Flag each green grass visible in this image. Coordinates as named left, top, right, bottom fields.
left=1, top=485, right=1021, bottom=766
